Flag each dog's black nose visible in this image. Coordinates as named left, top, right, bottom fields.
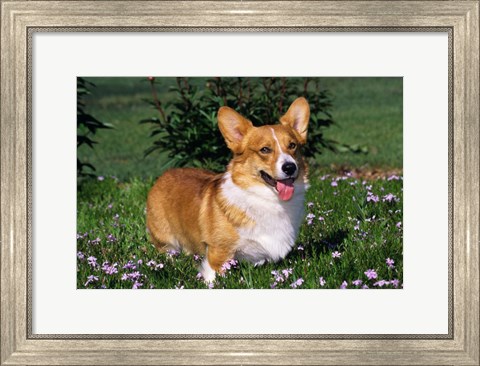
left=282, top=162, right=297, bottom=176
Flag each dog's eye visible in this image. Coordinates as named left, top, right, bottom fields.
left=288, top=142, right=297, bottom=150
left=260, top=147, right=272, bottom=154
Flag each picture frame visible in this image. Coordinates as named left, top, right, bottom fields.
left=1, top=1, right=478, bottom=365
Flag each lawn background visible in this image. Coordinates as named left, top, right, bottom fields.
left=79, top=77, right=402, bottom=180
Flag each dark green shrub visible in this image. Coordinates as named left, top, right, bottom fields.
left=141, top=77, right=338, bottom=172
left=77, top=77, right=112, bottom=176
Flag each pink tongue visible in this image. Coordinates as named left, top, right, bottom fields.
left=276, top=179, right=295, bottom=201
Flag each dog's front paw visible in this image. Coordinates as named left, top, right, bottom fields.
left=200, top=258, right=216, bottom=284
left=254, top=260, right=266, bottom=267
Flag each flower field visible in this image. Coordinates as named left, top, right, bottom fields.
left=77, top=171, right=403, bottom=289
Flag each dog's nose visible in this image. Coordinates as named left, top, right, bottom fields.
left=282, top=162, right=297, bottom=176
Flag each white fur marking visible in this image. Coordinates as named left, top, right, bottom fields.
left=270, top=127, right=284, bottom=154
left=270, top=128, right=297, bottom=179
left=221, top=172, right=306, bottom=264
left=200, top=248, right=216, bottom=283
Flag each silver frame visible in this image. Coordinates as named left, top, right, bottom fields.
left=1, top=1, right=478, bottom=365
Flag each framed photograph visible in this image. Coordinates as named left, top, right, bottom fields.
left=76, top=76, right=404, bottom=291
left=1, top=1, right=478, bottom=365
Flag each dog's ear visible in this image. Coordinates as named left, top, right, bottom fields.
left=280, top=97, right=310, bottom=144
left=217, top=106, right=253, bottom=153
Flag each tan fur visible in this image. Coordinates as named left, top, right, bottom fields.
left=225, top=123, right=308, bottom=191
left=146, top=168, right=251, bottom=271
left=146, top=97, right=310, bottom=275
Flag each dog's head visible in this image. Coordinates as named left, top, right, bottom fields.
left=218, top=97, right=310, bottom=201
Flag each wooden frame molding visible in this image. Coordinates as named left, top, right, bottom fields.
left=1, top=1, right=478, bottom=365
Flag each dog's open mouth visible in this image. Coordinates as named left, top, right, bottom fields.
left=260, top=170, right=295, bottom=201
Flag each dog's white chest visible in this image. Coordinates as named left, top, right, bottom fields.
left=221, top=174, right=306, bottom=264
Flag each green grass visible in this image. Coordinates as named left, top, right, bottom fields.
left=78, top=77, right=168, bottom=179
left=77, top=173, right=403, bottom=289
left=78, top=77, right=402, bottom=180
left=315, top=77, right=403, bottom=169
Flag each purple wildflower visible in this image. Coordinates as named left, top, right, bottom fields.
left=318, top=216, right=324, bottom=222
left=146, top=260, right=156, bottom=268
left=340, top=281, right=348, bottom=289
left=87, top=256, right=97, bottom=268
left=319, top=277, right=326, bottom=286
left=290, top=278, right=304, bottom=288
left=331, top=181, right=338, bottom=187
left=271, top=270, right=284, bottom=283
left=196, top=272, right=203, bottom=280
left=396, top=221, right=402, bottom=228
left=132, top=281, right=143, bottom=289
left=221, top=259, right=238, bottom=273
left=387, top=174, right=400, bottom=181
left=77, top=251, right=85, bottom=260
left=97, top=176, right=105, bottom=181
left=167, top=249, right=180, bottom=257
left=282, top=268, right=293, bottom=279
left=297, top=245, right=304, bottom=251
left=382, top=193, right=398, bottom=202
left=102, top=262, right=118, bottom=275
left=307, top=201, right=314, bottom=208
left=122, top=271, right=142, bottom=282
left=362, top=284, right=369, bottom=289
left=193, top=254, right=201, bottom=261
left=155, top=263, right=164, bottom=270
left=352, top=279, right=363, bottom=286
left=123, top=260, right=136, bottom=270
left=386, top=258, right=395, bottom=269
left=373, top=280, right=388, bottom=287
left=332, top=251, right=342, bottom=258
left=137, top=259, right=143, bottom=266
left=84, top=275, right=99, bottom=286
left=364, top=269, right=378, bottom=280
left=391, top=279, right=400, bottom=288
left=221, top=261, right=232, bottom=275
left=228, top=259, right=238, bottom=268
left=106, top=234, right=116, bottom=243
left=306, top=213, right=315, bottom=225
left=89, top=237, right=101, bottom=245
left=107, top=203, right=113, bottom=209
left=366, top=191, right=379, bottom=203
left=129, top=271, right=141, bottom=280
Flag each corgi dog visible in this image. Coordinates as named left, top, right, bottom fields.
left=146, top=97, right=310, bottom=282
